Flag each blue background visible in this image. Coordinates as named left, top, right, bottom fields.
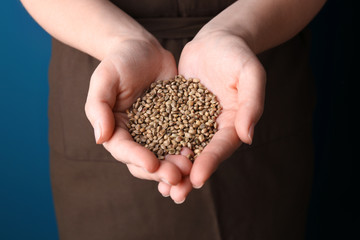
left=0, top=1, right=352, bottom=240
left=1, top=1, right=57, bottom=240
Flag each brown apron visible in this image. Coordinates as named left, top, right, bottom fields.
left=48, top=1, right=315, bottom=239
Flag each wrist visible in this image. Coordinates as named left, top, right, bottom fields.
left=195, top=25, right=255, bottom=53
left=195, top=18, right=256, bottom=53
left=101, top=25, right=160, bottom=60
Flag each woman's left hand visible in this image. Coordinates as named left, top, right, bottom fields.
left=158, top=30, right=266, bottom=202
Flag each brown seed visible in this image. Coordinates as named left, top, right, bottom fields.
left=175, top=136, right=182, bottom=142
left=201, top=128, right=208, bottom=134
left=189, top=128, right=196, bottom=135
left=194, top=149, right=201, bottom=154
left=184, top=133, right=191, bottom=138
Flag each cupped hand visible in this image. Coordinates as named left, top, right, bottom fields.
left=85, top=37, right=192, bottom=187
left=175, top=30, right=266, bottom=193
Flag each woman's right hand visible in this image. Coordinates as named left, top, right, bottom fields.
left=85, top=36, right=192, bottom=189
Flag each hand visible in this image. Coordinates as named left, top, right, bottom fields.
left=171, top=30, right=266, bottom=197
left=85, top=37, right=192, bottom=187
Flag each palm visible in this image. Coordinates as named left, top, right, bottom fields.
left=108, top=40, right=180, bottom=168
left=86, top=39, right=193, bottom=184
left=109, top=40, right=177, bottom=112
left=178, top=32, right=266, bottom=187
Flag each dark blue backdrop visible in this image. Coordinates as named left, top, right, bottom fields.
left=1, top=1, right=57, bottom=239
left=0, top=1, right=352, bottom=240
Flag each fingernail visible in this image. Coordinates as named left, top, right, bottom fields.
left=193, top=183, right=204, bottom=189
left=161, top=178, right=171, bottom=185
left=162, top=193, right=170, bottom=198
left=248, top=123, right=255, bottom=145
left=94, top=121, right=102, bottom=144
left=174, top=198, right=185, bottom=204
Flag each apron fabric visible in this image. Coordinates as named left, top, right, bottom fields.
left=48, top=0, right=315, bottom=239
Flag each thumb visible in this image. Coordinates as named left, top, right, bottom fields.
left=235, top=60, right=266, bottom=145
left=85, top=60, right=117, bottom=144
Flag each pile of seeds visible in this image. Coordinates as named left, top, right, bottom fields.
left=126, top=75, right=221, bottom=160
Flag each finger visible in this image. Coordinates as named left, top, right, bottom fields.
left=156, top=160, right=182, bottom=185
left=103, top=127, right=160, bottom=173
left=164, top=154, right=192, bottom=176
left=180, top=147, right=194, bottom=159
left=190, top=127, right=241, bottom=188
left=235, top=60, right=266, bottom=144
left=170, top=177, right=193, bottom=204
left=160, top=148, right=193, bottom=199
left=126, top=160, right=182, bottom=186
left=158, top=181, right=171, bottom=197
left=85, top=60, right=118, bottom=144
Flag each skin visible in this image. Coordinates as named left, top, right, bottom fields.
left=21, top=0, right=327, bottom=204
